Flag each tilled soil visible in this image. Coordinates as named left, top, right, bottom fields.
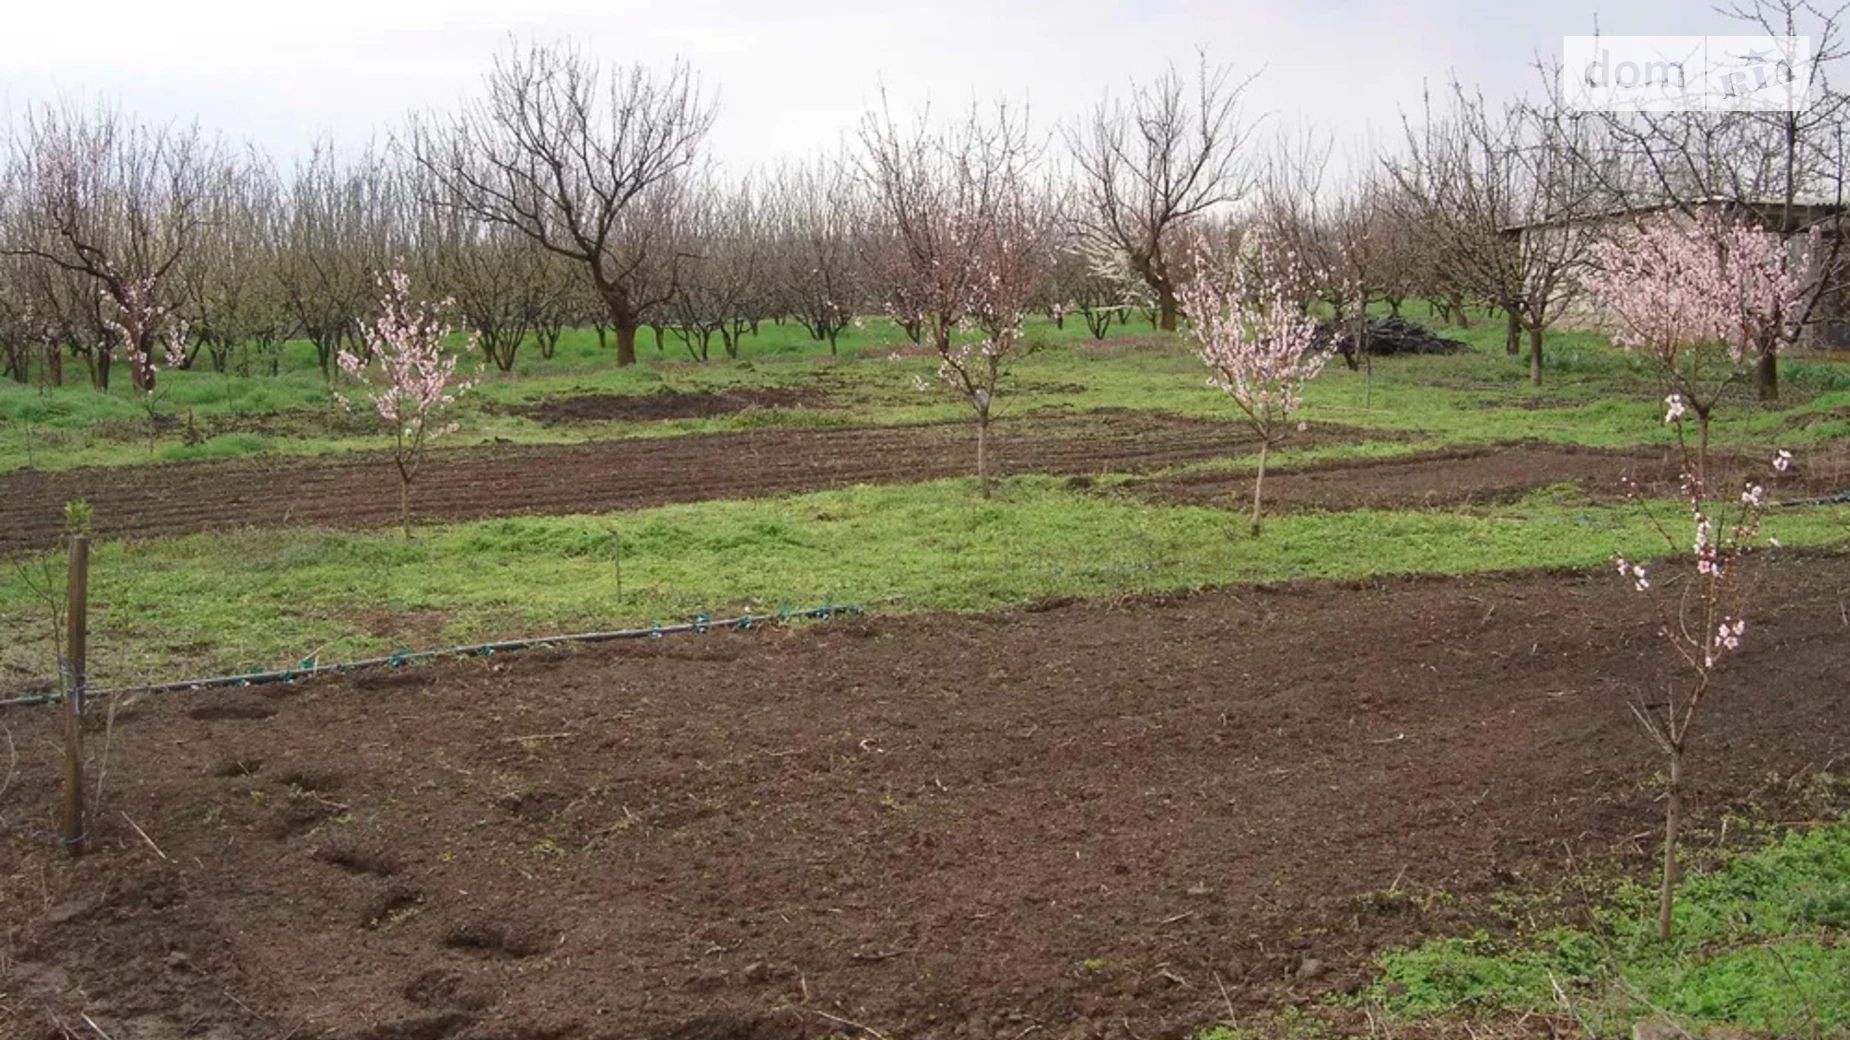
left=0, top=411, right=1331, bottom=556
left=513, top=388, right=828, bottom=425
left=1139, top=441, right=1850, bottom=515
left=5, top=557, right=1848, bottom=1040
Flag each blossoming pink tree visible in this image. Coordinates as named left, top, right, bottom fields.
left=336, top=262, right=477, bottom=538
left=1178, top=234, right=1333, bottom=535
left=1610, top=452, right=1786, bottom=941
left=1584, top=210, right=1804, bottom=488
left=101, top=277, right=190, bottom=450
left=1589, top=211, right=1804, bottom=940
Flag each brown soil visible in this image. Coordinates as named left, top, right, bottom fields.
left=0, top=412, right=1361, bottom=556
left=5, top=557, right=1848, bottom=1040
left=1138, top=441, right=1850, bottom=515
left=514, top=388, right=828, bottom=425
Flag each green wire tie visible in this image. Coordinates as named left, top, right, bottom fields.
left=694, top=614, right=710, bottom=634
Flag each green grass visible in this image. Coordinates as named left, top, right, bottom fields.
left=1365, top=816, right=1850, bottom=1036
left=7, top=314, right=1847, bottom=472
left=3, top=476, right=1842, bottom=690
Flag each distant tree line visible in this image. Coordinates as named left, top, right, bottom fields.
left=1, top=0, right=1843, bottom=398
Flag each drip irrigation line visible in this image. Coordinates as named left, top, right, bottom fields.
left=0, top=603, right=864, bottom=711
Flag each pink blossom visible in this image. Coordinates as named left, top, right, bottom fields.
left=1586, top=211, right=1803, bottom=371
left=1707, top=616, right=1747, bottom=665
left=1611, top=554, right=1651, bottom=592
left=1663, top=394, right=1687, bottom=424
left=335, top=261, right=478, bottom=535
left=1180, top=235, right=1330, bottom=440
left=1180, top=233, right=1334, bottom=535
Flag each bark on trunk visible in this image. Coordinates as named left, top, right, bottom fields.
left=1659, top=747, right=1684, bottom=941
left=1158, top=291, right=1179, bottom=332
left=615, top=323, right=638, bottom=367
left=976, top=414, right=991, bottom=499
left=1449, top=292, right=1472, bottom=328
left=1756, top=349, right=1779, bottom=402
left=1528, top=322, right=1544, bottom=386
left=1251, top=439, right=1269, bottom=537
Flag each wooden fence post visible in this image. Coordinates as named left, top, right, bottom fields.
left=62, top=533, right=88, bottom=856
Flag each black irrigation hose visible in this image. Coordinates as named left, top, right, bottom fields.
left=0, top=604, right=864, bottom=711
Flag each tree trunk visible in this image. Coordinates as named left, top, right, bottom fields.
left=976, top=413, right=991, bottom=499
left=1697, top=412, right=1713, bottom=493
left=1251, top=439, right=1269, bottom=537
left=400, top=479, right=412, bottom=541
left=1756, top=349, right=1779, bottom=402
left=1659, top=746, right=1684, bottom=941
left=1528, top=322, right=1543, bottom=386
left=1504, top=310, right=1521, bottom=356
left=1450, top=292, right=1472, bottom=329
left=1158, top=290, right=1179, bottom=332
left=615, top=323, right=638, bottom=367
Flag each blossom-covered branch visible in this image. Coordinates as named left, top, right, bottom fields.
left=336, top=261, right=477, bottom=536
left=1179, top=232, right=1334, bottom=534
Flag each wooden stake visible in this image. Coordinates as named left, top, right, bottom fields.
left=611, top=529, right=622, bottom=600
left=62, top=533, right=88, bottom=856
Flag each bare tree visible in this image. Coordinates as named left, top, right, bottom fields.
left=770, top=156, right=863, bottom=353
left=1, top=102, right=219, bottom=390
left=416, top=194, right=550, bottom=372
left=1068, top=57, right=1262, bottom=331
left=1385, top=82, right=1604, bottom=383
left=278, top=142, right=404, bottom=380
left=0, top=254, right=37, bottom=384
left=672, top=174, right=773, bottom=360
left=179, top=151, right=291, bottom=376
left=411, top=42, right=715, bottom=367
left=526, top=245, right=582, bottom=360
left=1354, top=179, right=1424, bottom=318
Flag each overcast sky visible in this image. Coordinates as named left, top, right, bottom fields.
left=0, top=0, right=1765, bottom=170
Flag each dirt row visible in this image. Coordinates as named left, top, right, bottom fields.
left=5, top=557, right=1848, bottom=1039
left=0, top=412, right=1340, bottom=555
left=7, top=413, right=1844, bottom=557
left=1138, top=440, right=1850, bottom=514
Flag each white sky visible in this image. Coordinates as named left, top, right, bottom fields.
left=0, top=0, right=1757, bottom=171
